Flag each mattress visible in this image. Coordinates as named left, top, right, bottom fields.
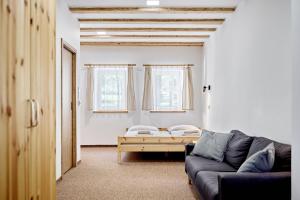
left=170, top=130, right=201, bottom=136
left=125, top=130, right=200, bottom=137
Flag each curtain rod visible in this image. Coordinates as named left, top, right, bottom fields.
left=143, top=64, right=194, bottom=67
left=84, top=64, right=136, bottom=67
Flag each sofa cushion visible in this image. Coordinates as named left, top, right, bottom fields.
left=247, top=137, right=291, bottom=172
left=195, top=171, right=219, bottom=200
left=192, top=130, right=233, bottom=162
left=225, top=130, right=254, bottom=169
left=185, top=155, right=236, bottom=179
left=238, top=143, right=275, bottom=173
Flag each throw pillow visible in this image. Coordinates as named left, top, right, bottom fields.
left=192, top=130, right=233, bottom=162
left=225, top=130, right=254, bottom=169
left=237, top=143, right=275, bottom=173
left=247, top=137, right=291, bottom=172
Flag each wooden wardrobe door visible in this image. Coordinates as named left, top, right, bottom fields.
left=0, top=0, right=56, bottom=199
left=39, top=0, right=56, bottom=198
left=61, top=48, right=74, bottom=174
left=0, top=0, right=31, bottom=199
left=0, top=1, right=10, bottom=199
left=29, top=0, right=56, bottom=199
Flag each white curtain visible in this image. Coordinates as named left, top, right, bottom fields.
left=182, top=66, right=194, bottom=110
left=127, top=66, right=136, bottom=111
left=142, top=67, right=153, bottom=111
left=87, top=67, right=94, bottom=110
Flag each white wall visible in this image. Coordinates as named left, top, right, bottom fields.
left=56, top=0, right=80, bottom=180
left=203, top=0, right=292, bottom=143
left=79, top=46, right=204, bottom=145
left=292, top=0, right=300, bottom=198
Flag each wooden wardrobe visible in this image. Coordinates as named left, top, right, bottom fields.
left=0, top=0, right=56, bottom=199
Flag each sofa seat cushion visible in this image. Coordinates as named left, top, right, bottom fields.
left=225, top=130, right=254, bottom=169
left=195, top=171, right=219, bottom=200
left=185, top=155, right=236, bottom=179
left=247, top=137, right=291, bottom=172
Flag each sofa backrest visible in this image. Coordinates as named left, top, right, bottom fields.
left=225, top=130, right=254, bottom=169
left=247, top=137, right=291, bottom=172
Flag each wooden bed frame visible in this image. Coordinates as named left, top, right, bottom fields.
left=117, top=128, right=200, bottom=163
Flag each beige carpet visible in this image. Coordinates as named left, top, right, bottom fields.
left=57, top=147, right=198, bottom=200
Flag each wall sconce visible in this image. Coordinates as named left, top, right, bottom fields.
left=203, top=85, right=211, bottom=93
left=207, top=85, right=211, bottom=91
left=203, top=86, right=207, bottom=93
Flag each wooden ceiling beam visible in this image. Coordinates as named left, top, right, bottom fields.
left=80, top=42, right=204, bottom=46
left=80, top=34, right=210, bottom=39
left=80, top=27, right=216, bottom=32
left=70, top=7, right=236, bottom=14
left=78, top=18, right=225, bottom=24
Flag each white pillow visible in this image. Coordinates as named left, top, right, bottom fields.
left=168, top=125, right=200, bottom=132
left=128, top=125, right=159, bottom=132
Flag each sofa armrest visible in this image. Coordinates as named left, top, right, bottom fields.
left=185, top=143, right=195, bottom=157
left=218, top=172, right=291, bottom=200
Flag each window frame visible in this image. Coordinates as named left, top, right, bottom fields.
left=150, top=66, right=187, bottom=112
left=92, top=66, right=129, bottom=113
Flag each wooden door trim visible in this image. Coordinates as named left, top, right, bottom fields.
left=60, top=38, right=77, bottom=175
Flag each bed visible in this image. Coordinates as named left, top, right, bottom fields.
left=117, top=128, right=201, bottom=163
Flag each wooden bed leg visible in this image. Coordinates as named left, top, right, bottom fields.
left=117, top=137, right=122, bottom=163
left=188, top=177, right=192, bottom=185
left=118, top=151, right=121, bottom=163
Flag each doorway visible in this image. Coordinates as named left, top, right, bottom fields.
left=61, top=39, right=77, bottom=175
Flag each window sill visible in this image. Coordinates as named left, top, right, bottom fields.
left=93, top=110, right=129, bottom=113
left=149, top=110, right=186, bottom=113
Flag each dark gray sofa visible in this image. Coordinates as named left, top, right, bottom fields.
left=185, top=130, right=291, bottom=200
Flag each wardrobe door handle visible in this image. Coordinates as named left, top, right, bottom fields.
left=34, top=100, right=40, bottom=126
left=27, top=99, right=34, bottom=128
left=31, top=99, right=39, bottom=127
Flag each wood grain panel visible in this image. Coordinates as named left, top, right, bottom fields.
left=70, top=7, right=236, bottom=14
left=6, top=0, right=19, bottom=199
left=0, top=0, right=56, bottom=199
left=78, top=18, right=225, bottom=24
left=40, top=0, right=49, bottom=197
left=80, top=27, right=216, bottom=32
left=80, top=42, right=204, bottom=46
left=118, top=136, right=200, bottom=144
left=0, top=1, right=8, bottom=199
left=48, top=0, right=56, bottom=198
left=30, top=0, right=40, bottom=198
left=62, top=48, right=73, bottom=174
left=15, top=0, right=31, bottom=199
left=80, top=34, right=210, bottom=39
left=120, top=144, right=185, bottom=152
left=39, top=0, right=53, bottom=198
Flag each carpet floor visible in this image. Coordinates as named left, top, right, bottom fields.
left=57, top=147, right=198, bottom=200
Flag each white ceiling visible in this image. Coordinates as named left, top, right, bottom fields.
left=67, top=0, right=241, bottom=45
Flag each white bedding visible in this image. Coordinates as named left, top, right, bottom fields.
left=170, top=130, right=201, bottom=136
left=125, top=131, right=171, bottom=137
left=125, top=130, right=200, bottom=137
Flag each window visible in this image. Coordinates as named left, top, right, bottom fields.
left=93, top=67, right=128, bottom=111
left=152, top=67, right=184, bottom=111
